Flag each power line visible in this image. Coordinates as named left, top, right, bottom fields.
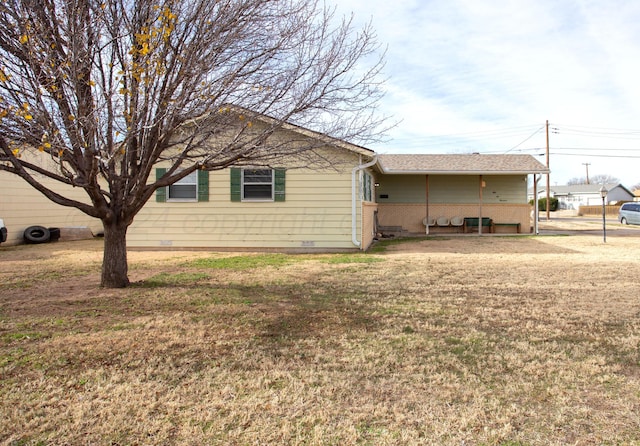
left=553, top=123, right=640, bottom=134
left=504, top=126, right=545, bottom=153
left=548, top=152, right=640, bottom=158
left=519, top=147, right=640, bottom=153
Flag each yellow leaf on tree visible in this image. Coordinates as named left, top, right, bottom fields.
left=24, top=114, right=33, bottom=120
left=19, top=35, right=28, bottom=44
left=12, top=148, right=19, bottom=156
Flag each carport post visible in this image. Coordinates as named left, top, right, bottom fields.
left=478, top=175, right=484, bottom=235
left=425, top=175, right=429, bottom=235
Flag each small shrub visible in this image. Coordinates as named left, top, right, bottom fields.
left=529, top=197, right=558, bottom=211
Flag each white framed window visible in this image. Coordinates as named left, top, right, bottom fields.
left=242, top=169, right=274, bottom=201
left=361, top=171, right=373, bottom=202
left=168, top=171, right=198, bottom=201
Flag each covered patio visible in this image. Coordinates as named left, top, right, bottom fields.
left=372, top=154, right=549, bottom=235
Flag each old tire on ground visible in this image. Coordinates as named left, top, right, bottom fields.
left=24, top=226, right=50, bottom=244
left=48, top=227, right=61, bottom=242
left=0, top=227, right=7, bottom=243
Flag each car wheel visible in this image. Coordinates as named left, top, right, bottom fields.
left=24, top=226, right=51, bottom=244
left=621, top=217, right=628, bottom=225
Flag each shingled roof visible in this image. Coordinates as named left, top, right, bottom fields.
left=376, top=154, right=549, bottom=175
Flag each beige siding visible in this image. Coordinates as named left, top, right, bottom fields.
left=377, top=175, right=425, bottom=203
left=129, top=164, right=366, bottom=249
left=377, top=175, right=527, bottom=204
left=482, top=176, right=527, bottom=203
left=0, top=161, right=101, bottom=245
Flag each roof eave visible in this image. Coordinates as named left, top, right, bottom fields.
left=379, top=168, right=550, bottom=175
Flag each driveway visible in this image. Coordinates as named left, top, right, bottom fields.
left=537, top=214, right=640, bottom=236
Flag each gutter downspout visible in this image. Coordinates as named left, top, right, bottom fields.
left=352, top=154, right=379, bottom=248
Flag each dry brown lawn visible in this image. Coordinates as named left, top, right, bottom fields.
left=1, top=226, right=639, bottom=445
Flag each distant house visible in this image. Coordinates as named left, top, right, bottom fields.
left=528, top=183, right=635, bottom=209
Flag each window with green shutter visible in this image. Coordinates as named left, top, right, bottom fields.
left=230, top=167, right=285, bottom=202
left=156, top=168, right=208, bottom=202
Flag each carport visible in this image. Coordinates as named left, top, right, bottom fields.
left=373, top=154, right=549, bottom=236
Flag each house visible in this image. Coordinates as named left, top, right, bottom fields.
left=2, top=115, right=548, bottom=249
left=128, top=123, right=379, bottom=251
left=373, top=154, right=548, bottom=235
left=528, top=183, right=635, bottom=210
left=129, top=149, right=547, bottom=249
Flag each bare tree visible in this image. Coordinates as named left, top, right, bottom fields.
left=589, top=174, right=620, bottom=185
left=0, top=0, right=386, bottom=287
left=567, top=174, right=620, bottom=186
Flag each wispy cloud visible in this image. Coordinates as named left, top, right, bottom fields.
left=337, top=0, right=640, bottom=186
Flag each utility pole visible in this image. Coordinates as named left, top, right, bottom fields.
left=546, top=120, right=550, bottom=221
left=582, top=162, right=591, bottom=184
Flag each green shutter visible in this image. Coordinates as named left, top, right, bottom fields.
left=156, top=168, right=167, bottom=202
left=230, top=167, right=241, bottom=202
left=197, top=169, right=209, bottom=202
left=274, top=168, right=286, bottom=202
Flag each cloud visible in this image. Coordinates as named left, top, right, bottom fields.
left=336, top=0, right=640, bottom=186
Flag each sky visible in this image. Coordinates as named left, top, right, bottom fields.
left=336, top=0, right=640, bottom=188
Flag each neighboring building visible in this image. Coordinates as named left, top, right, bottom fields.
left=528, top=183, right=635, bottom=209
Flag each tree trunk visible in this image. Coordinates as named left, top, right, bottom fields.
left=101, top=221, right=130, bottom=288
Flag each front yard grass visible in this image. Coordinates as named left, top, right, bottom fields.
left=0, top=236, right=639, bottom=445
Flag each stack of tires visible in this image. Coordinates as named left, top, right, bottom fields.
left=0, top=219, right=7, bottom=244
left=23, top=226, right=61, bottom=244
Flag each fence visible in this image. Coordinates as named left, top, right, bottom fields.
left=578, top=205, right=620, bottom=217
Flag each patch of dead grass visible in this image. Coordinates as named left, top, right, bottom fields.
left=0, top=236, right=639, bottom=445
